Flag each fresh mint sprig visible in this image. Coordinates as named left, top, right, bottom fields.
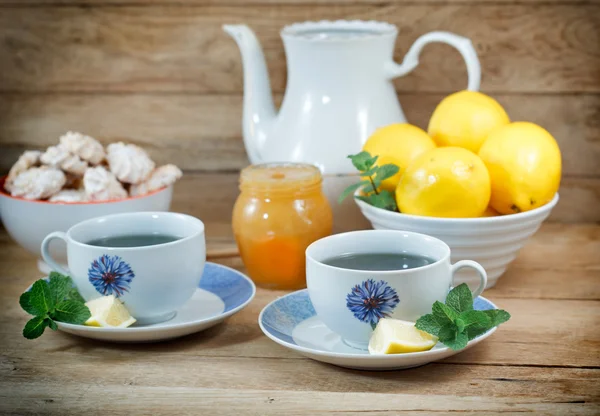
left=339, top=151, right=400, bottom=211
left=416, top=283, right=510, bottom=350
left=19, top=273, right=91, bottom=339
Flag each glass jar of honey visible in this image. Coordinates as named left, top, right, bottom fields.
left=232, top=163, right=333, bottom=290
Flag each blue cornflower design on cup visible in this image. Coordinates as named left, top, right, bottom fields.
left=346, top=279, right=400, bottom=329
left=88, top=255, right=135, bottom=297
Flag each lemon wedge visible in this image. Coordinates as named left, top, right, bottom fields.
left=368, top=318, right=438, bottom=354
left=84, top=295, right=136, bottom=328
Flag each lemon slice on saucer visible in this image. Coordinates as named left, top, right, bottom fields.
left=84, top=295, right=137, bottom=328
left=368, top=318, right=438, bottom=354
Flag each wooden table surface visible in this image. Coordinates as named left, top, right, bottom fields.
left=1, top=179, right=599, bottom=415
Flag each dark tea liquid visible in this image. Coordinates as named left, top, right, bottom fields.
left=322, top=252, right=436, bottom=271
left=85, top=234, right=181, bottom=248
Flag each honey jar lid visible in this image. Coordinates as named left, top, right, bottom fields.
left=239, top=163, right=322, bottom=192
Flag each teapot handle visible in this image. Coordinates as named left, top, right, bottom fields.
left=386, top=31, right=481, bottom=91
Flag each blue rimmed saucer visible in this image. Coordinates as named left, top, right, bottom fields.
left=259, top=289, right=498, bottom=370
left=46, top=262, right=255, bottom=343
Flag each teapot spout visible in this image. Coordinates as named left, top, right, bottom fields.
left=223, top=24, right=276, bottom=164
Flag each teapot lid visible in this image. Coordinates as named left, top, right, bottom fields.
left=281, top=20, right=397, bottom=41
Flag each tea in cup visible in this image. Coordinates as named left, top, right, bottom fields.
left=306, top=230, right=487, bottom=349
left=41, top=212, right=206, bottom=325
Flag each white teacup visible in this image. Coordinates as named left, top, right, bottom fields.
left=306, top=230, right=487, bottom=349
left=41, top=212, right=206, bottom=325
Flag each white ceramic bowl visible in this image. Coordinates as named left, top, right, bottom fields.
left=354, top=193, right=559, bottom=288
left=0, top=176, right=173, bottom=264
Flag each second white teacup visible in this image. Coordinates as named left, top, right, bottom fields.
left=306, top=230, right=487, bottom=349
left=41, top=212, right=206, bottom=325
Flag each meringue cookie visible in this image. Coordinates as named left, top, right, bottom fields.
left=49, top=189, right=88, bottom=203
left=83, top=166, right=127, bottom=201
left=10, top=167, right=66, bottom=200
left=5, top=150, right=42, bottom=192
left=107, top=142, right=155, bottom=184
left=41, top=144, right=88, bottom=176
left=60, top=131, right=105, bottom=165
left=130, top=164, right=182, bottom=196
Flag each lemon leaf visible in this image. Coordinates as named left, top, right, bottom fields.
left=374, top=164, right=400, bottom=182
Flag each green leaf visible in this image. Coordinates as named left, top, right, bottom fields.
left=438, top=323, right=469, bottom=350
left=446, top=283, right=474, bottom=313
left=355, top=195, right=372, bottom=204
left=348, top=152, right=377, bottom=172
left=460, top=310, right=492, bottom=329
left=466, top=326, right=489, bottom=341
left=49, top=273, right=73, bottom=304
left=432, top=301, right=458, bottom=325
left=374, top=164, right=400, bottom=182
left=484, top=309, right=511, bottom=327
left=19, top=292, right=45, bottom=316
left=415, top=314, right=442, bottom=337
left=66, top=288, right=86, bottom=303
left=51, top=300, right=91, bottom=325
left=23, top=316, right=48, bottom=339
left=29, top=280, right=54, bottom=316
left=455, top=318, right=466, bottom=333
left=338, top=181, right=369, bottom=203
left=47, top=318, right=58, bottom=331
left=369, top=190, right=398, bottom=211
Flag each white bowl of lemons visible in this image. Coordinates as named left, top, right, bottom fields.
left=351, top=91, right=561, bottom=288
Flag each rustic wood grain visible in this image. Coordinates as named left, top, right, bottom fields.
left=1, top=5, right=598, bottom=93
left=1, top=0, right=595, bottom=5
left=1, top=93, right=598, bottom=176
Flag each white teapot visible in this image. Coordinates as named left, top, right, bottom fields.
left=223, top=20, right=480, bottom=175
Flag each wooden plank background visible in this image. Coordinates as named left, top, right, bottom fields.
left=0, top=1, right=598, bottom=222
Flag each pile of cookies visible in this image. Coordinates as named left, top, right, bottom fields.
left=4, top=132, right=182, bottom=202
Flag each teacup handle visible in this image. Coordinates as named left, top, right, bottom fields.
left=451, top=260, right=487, bottom=298
left=41, top=231, right=70, bottom=275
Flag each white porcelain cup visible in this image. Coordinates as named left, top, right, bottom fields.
left=41, top=212, right=206, bottom=325
left=306, top=230, right=487, bottom=349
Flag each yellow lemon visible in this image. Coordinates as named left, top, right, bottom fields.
left=396, top=147, right=491, bottom=218
left=428, top=90, right=510, bottom=153
left=481, top=206, right=501, bottom=218
left=85, top=295, right=136, bottom=328
left=479, top=121, right=561, bottom=215
left=362, top=123, right=436, bottom=192
left=368, top=318, right=438, bottom=354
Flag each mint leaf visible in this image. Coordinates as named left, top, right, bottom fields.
left=432, top=301, right=458, bottom=325
left=455, top=317, right=466, bottom=333
left=484, top=309, right=511, bottom=327
left=30, top=280, right=54, bottom=316
left=460, top=310, right=492, bottom=329
left=66, top=288, right=86, bottom=303
left=23, top=316, right=48, bottom=340
left=348, top=152, right=377, bottom=172
left=51, top=300, right=91, bottom=325
left=415, top=314, right=442, bottom=337
left=338, top=181, right=368, bottom=203
left=369, top=190, right=397, bottom=211
left=374, top=164, right=400, bottom=182
left=438, top=323, right=468, bottom=350
left=47, top=318, right=58, bottom=331
left=446, top=284, right=473, bottom=313
left=49, top=273, right=73, bottom=304
left=466, top=326, right=489, bottom=340
left=19, top=292, right=46, bottom=316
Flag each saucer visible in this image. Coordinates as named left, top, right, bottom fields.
left=259, top=289, right=498, bottom=371
left=42, top=262, right=255, bottom=343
